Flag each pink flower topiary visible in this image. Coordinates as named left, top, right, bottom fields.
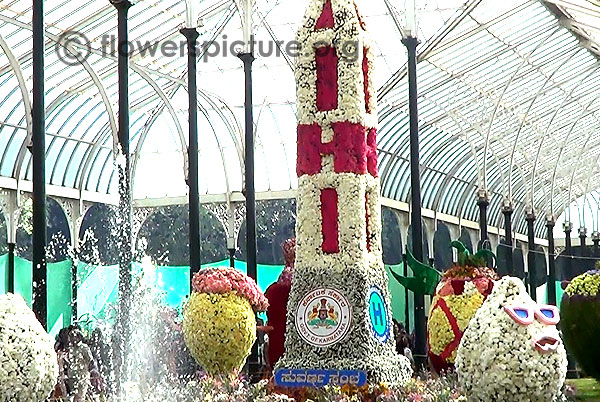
left=191, top=268, right=269, bottom=311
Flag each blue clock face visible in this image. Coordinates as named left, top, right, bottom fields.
left=368, top=287, right=390, bottom=343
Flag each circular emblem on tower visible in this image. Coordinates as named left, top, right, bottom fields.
left=368, top=286, right=390, bottom=343
left=295, top=288, right=352, bottom=347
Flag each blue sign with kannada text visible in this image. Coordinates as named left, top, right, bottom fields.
left=274, top=368, right=367, bottom=388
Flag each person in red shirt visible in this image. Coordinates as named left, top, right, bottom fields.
left=265, top=238, right=295, bottom=370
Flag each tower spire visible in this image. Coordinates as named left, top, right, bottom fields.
left=275, top=0, right=412, bottom=387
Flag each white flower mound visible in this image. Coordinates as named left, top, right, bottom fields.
left=455, top=277, right=567, bottom=402
left=0, top=293, right=58, bottom=402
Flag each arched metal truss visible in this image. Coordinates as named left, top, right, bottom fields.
left=1, top=0, right=600, bottom=240
left=379, top=0, right=600, bottom=237
left=0, top=0, right=250, bottom=200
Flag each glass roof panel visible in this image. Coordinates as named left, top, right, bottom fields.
left=1, top=0, right=600, bottom=237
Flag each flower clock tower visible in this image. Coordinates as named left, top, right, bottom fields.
left=274, top=0, right=412, bottom=387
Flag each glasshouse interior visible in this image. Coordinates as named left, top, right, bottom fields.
left=1, top=0, right=600, bottom=401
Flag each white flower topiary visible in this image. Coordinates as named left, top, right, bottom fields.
left=455, top=277, right=567, bottom=402
left=0, top=293, right=58, bottom=402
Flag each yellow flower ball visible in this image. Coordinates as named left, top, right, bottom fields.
left=183, top=291, right=257, bottom=376
left=566, top=272, right=600, bottom=297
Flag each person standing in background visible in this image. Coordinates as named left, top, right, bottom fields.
left=264, top=239, right=296, bottom=370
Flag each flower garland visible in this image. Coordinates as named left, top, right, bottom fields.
left=0, top=293, right=59, bottom=402
left=455, top=277, right=567, bottom=401
left=560, top=269, right=600, bottom=381
left=191, top=267, right=269, bottom=311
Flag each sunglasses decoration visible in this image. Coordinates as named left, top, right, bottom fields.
left=503, top=304, right=560, bottom=326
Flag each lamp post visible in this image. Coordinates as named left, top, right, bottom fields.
left=401, top=0, right=426, bottom=371
left=181, top=1, right=201, bottom=284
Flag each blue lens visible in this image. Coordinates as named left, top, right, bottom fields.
left=540, top=309, right=555, bottom=319
left=514, top=308, right=529, bottom=319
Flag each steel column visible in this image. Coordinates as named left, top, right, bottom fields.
left=592, top=231, right=600, bottom=256
left=579, top=227, right=587, bottom=256
left=7, top=243, right=15, bottom=293
left=229, top=248, right=235, bottom=268
left=564, top=222, right=573, bottom=277
left=110, top=0, right=133, bottom=391
left=403, top=253, right=410, bottom=333
left=238, top=51, right=257, bottom=282
left=526, top=212, right=537, bottom=301
left=402, top=35, right=426, bottom=370
left=238, top=46, right=259, bottom=379
left=181, top=27, right=201, bottom=280
left=71, top=261, right=78, bottom=322
left=564, top=222, right=572, bottom=255
left=562, top=221, right=578, bottom=378
left=477, top=190, right=489, bottom=249
left=502, top=205, right=514, bottom=275
left=547, top=218, right=557, bottom=306
left=32, top=0, right=47, bottom=329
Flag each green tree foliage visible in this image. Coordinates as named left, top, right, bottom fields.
left=382, top=207, right=402, bottom=265
left=236, top=199, right=297, bottom=265
left=136, top=205, right=228, bottom=266
left=16, top=198, right=71, bottom=261
left=1, top=197, right=407, bottom=269
left=78, top=203, right=119, bottom=265
left=0, top=213, right=7, bottom=254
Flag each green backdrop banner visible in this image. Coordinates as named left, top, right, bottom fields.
left=0, top=256, right=413, bottom=335
left=0, top=254, right=562, bottom=339
left=0, top=256, right=72, bottom=337
left=14, top=256, right=32, bottom=306
left=47, top=260, right=73, bottom=337
left=0, top=254, right=6, bottom=293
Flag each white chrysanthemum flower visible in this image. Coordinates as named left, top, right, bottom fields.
left=456, top=277, right=567, bottom=402
left=0, top=293, right=58, bottom=402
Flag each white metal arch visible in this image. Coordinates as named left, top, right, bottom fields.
left=529, top=63, right=600, bottom=216
left=550, top=95, right=600, bottom=214
left=482, top=26, right=561, bottom=190
left=0, top=34, right=32, bottom=143
left=506, top=45, right=583, bottom=200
